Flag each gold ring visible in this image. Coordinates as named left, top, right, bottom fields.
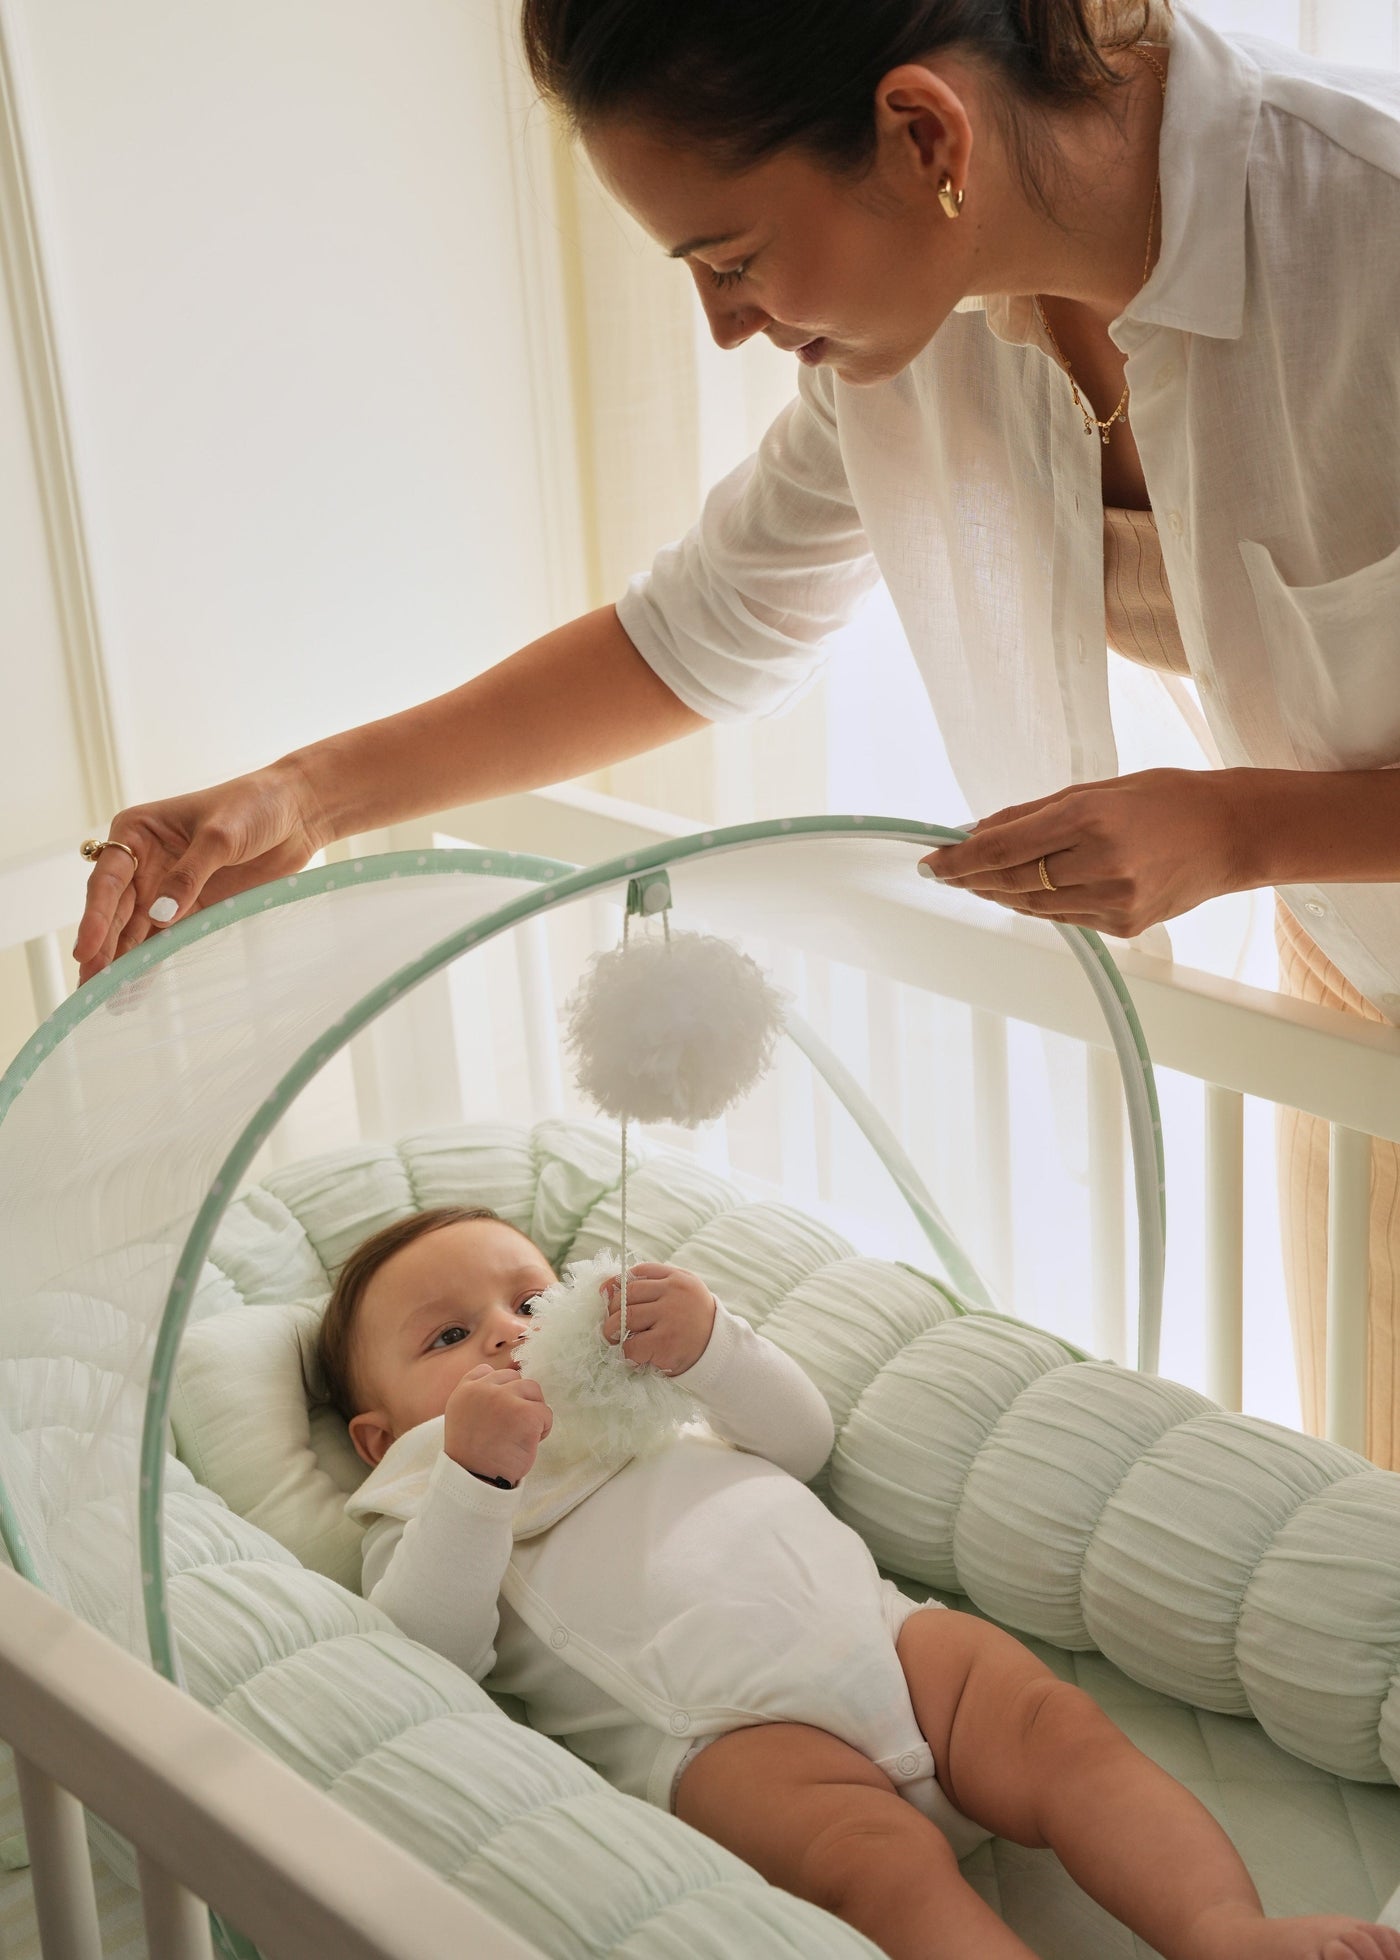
left=1037, top=856, right=1057, bottom=893
left=80, top=838, right=139, bottom=875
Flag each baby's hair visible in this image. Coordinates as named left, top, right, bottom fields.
left=315, top=1206, right=545, bottom=1422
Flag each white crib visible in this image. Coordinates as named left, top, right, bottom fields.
left=3, top=785, right=1398, bottom=1960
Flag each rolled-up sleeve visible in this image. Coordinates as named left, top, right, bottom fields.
left=615, top=362, right=881, bottom=721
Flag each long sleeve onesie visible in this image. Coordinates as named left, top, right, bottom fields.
left=353, top=1300, right=834, bottom=1679
left=346, top=1299, right=984, bottom=1849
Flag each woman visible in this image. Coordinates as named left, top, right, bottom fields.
left=75, top=0, right=1400, bottom=1476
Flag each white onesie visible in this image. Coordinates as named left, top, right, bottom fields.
left=346, top=1299, right=991, bottom=1857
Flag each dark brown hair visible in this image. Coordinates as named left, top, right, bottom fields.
left=521, top=0, right=1166, bottom=204
left=315, top=1206, right=538, bottom=1421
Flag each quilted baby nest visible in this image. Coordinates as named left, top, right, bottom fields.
left=8, top=1115, right=1397, bottom=1959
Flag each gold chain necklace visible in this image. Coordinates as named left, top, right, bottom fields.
left=1033, top=45, right=1168, bottom=446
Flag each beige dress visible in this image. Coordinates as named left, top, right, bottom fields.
left=1104, top=506, right=1398, bottom=1470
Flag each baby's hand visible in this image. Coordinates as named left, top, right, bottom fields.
left=444, top=1364, right=553, bottom=1486
left=600, top=1264, right=716, bottom=1377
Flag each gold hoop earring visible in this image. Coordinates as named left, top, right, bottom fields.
left=938, top=175, right=964, bottom=220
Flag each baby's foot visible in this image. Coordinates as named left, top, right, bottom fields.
left=1196, top=1912, right=1400, bottom=1960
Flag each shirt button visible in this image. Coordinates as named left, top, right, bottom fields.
left=1155, top=361, right=1176, bottom=386
left=1167, top=509, right=1185, bottom=536
left=897, top=1753, right=921, bottom=1776
left=549, top=1628, right=568, bottom=1649
left=1076, top=635, right=1087, bottom=664
left=669, top=1712, right=691, bottom=1734
left=1304, top=900, right=1327, bottom=918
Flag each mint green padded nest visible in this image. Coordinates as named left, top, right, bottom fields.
left=146, top=1119, right=1400, bottom=1958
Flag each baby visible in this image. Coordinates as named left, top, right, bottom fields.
left=322, top=1206, right=1399, bottom=1960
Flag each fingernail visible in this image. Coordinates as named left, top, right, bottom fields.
left=917, top=862, right=943, bottom=881
left=148, top=897, right=178, bottom=924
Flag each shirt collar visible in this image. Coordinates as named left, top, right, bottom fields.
left=962, top=5, right=1262, bottom=350
left=1121, top=4, right=1262, bottom=342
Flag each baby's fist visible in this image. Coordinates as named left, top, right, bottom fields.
left=444, top=1362, right=552, bottom=1486
left=600, top=1264, right=716, bottom=1377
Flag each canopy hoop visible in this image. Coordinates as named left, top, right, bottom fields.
left=0, top=820, right=1161, bottom=1670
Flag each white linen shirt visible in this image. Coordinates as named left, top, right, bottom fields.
left=616, top=6, right=1400, bottom=1016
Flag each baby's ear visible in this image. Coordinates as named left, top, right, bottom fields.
left=348, top=1409, right=394, bottom=1468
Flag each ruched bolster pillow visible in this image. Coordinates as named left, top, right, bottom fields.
left=830, top=1315, right=1400, bottom=1785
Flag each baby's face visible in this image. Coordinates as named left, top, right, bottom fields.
left=347, top=1219, right=555, bottom=1468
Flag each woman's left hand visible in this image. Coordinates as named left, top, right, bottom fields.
left=600, top=1264, right=717, bottom=1376
left=919, top=768, right=1247, bottom=938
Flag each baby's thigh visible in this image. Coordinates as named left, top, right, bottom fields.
left=896, top=1605, right=1114, bottom=1845
left=674, top=1722, right=933, bottom=1911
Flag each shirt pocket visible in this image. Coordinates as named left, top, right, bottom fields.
left=1239, top=536, right=1400, bottom=768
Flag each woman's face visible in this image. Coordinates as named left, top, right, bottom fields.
left=584, top=68, right=978, bottom=389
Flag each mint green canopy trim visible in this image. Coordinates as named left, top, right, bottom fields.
left=0, top=1477, right=39, bottom=1588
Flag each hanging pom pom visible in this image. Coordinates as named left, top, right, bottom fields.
left=514, top=1251, right=703, bottom=1467
left=564, top=928, right=788, bottom=1126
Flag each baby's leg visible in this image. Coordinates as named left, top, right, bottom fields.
left=673, top=1720, right=1034, bottom=1960
left=896, top=1607, right=1400, bottom=1960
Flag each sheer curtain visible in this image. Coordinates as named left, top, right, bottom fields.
left=542, top=2, right=1400, bottom=1420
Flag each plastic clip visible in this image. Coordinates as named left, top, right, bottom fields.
left=625, top=871, right=672, bottom=919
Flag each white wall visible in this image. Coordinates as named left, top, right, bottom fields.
left=0, top=0, right=583, bottom=845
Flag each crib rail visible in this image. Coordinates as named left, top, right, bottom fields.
left=0, top=1563, right=543, bottom=1960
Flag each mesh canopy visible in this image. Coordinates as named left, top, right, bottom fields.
left=0, top=822, right=1161, bottom=1677
left=0, top=853, right=564, bottom=1661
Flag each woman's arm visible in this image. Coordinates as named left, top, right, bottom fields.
left=75, top=605, right=704, bottom=979
left=287, top=604, right=705, bottom=843
left=78, top=363, right=873, bottom=980
left=921, top=765, right=1400, bottom=939
left=1233, top=767, right=1400, bottom=887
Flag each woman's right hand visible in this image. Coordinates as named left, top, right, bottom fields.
left=445, top=1364, right=553, bottom=1486
left=73, top=759, right=330, bottom=985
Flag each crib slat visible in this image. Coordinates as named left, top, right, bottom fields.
left=24, top=932, right=68, bottom=1023
left=1204, top=1085, right=1245, bottom=1411
left=970, top=1009, right=1014, bottom=1304
left=1087, top=1045, right=1128, bottom=1365
left=13, top=1753, right=103, bottom=1960
left=138, top=1850, right=215, bottom=1960
left=1326, top=1123, right=1371, bottom=1453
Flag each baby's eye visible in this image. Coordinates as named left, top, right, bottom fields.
left=517, top=1294, right=544, bottom=1317
left=430, top=1325, right=468, bottom=1349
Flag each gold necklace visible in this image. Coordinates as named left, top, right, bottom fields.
left=1033, top=45, right=1168, bottom=446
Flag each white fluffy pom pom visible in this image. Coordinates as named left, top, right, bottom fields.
left=514, top=1251, right=703, bottom=1467
left=564, top=928, right=788, bottom=1126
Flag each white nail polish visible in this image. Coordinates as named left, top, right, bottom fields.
left=917, top=862, right=941, bottom=881
left=149, top=896, right=178, bottom=924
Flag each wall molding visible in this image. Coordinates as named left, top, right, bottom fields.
left=0, top=0, right=123, bottom=825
